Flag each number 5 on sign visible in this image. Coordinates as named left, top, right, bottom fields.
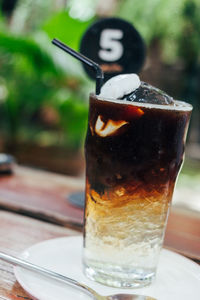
left=80, top=17, right=145, bottom=81
left=98, top=29, right=124, bottom=62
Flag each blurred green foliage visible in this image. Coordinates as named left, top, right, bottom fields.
left=0, top=3, right=94, bottom=150
left=117, top=0, right=200, bottom=64
left=43, top=11, right=92, bottom=51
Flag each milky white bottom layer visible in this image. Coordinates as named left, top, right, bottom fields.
left=83, top=216, right=168, bottom=287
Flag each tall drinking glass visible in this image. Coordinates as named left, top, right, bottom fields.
left=83, top=93, right=192, bottom=288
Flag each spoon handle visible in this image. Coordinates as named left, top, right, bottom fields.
left=0, top=251, right=95, bottom=299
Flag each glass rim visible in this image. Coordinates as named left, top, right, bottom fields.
left=90, top=93, right=193, bottom=112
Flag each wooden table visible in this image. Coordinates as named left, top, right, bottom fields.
left=0, top=166, right=200, bottom=299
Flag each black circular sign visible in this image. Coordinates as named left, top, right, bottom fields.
left=80, top=17, right=146, bottom=82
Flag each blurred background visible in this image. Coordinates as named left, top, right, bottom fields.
left=0, top=0, right=199, bottom=201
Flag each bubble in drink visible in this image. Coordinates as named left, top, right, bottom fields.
left=83, top=74, right=192, bottom=288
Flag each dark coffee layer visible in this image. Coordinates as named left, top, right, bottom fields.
left=85, top=95, right=191, bottom=196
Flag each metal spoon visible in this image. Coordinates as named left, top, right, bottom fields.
left=0, top=252, right=156, bottom=300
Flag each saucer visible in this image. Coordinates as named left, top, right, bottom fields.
left=14, top=236, right=200, bottom=300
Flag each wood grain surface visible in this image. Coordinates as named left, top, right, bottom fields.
left=165, top=210, right=200, bottom=261
left=0, top=166, right=199, bottom=261
left=0, top=166, right=199, bottom=299
left=0, top=210, right=79, bottom=300
left=0, top=166, right=84, bottom=229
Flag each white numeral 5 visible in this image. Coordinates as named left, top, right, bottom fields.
left=98, top=29, right=123, bottom=62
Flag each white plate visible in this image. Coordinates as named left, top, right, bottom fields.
left=14, top=236, right=200, bottom=300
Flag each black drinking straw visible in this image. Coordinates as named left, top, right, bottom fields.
left=52, top=38, right=104, bottom=95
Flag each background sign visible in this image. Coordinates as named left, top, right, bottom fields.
left=80, top=17, right=146, bottom=82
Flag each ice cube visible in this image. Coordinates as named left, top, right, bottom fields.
left=122, top=82, right=174, bottom=105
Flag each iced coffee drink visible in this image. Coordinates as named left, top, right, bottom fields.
left=83, top=74, right=192, bottom=288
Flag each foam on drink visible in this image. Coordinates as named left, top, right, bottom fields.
left=99, top=74, right=141, bottom=99
left=98, top=73, right=192, bottom=112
